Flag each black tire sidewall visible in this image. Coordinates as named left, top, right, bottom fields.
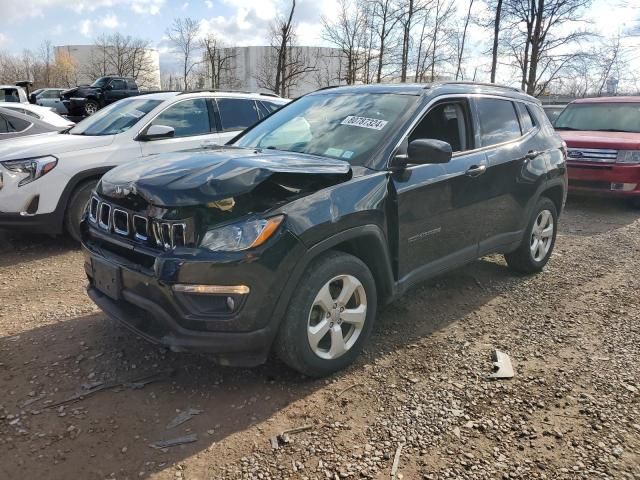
left=525, top=197, right=558, bottom=270
left=277, top=252, right=377, bottom=377
left=65, top=181, right=96, bottom=242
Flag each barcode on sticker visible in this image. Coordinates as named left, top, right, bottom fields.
left=341, top=116, right=388, bottom=130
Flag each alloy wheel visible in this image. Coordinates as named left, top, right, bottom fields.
left=530, top=209, right=554, bottom=262
left=85, top=103, right=98, bottom=115
left=306, top=275, right=367, bottom=360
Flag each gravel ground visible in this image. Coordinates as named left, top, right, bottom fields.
left=0, top=195, right=638, bottom=480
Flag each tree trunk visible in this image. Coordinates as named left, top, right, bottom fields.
left=490, top=0, right=502, bottom=83
left=526, top=0, right=545, bottom=95
left=456, top=0, right=474, bottom=80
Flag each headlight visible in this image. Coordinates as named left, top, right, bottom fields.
left=1, top=156, right=58, bottom=186
left=618, top=150, right=640, bottom=164
left=200, top=215, right=284, bottom=252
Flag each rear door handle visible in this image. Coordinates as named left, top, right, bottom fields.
left=465, top=164, right=487, bottom=177
left=525, top=150, right=541, bottom=160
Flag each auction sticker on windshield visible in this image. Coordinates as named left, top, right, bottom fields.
left=341, top=116, right=388, bottom=130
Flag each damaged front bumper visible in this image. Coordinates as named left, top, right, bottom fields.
left=82, top=222, right=307, bottom=367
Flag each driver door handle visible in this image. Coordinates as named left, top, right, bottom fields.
left=465, top=164, right=487, bottom=177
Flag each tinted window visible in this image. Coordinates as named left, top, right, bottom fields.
left=476, top=98, right=521, bottom=147
left=1, top=88, right=20, bottom=102
left=0, top=114, right=9, bottom=133
left=261, top=101, right=282, bottom=113
left=42, top=90, right=61, bottom=99
left=6, top=107, right=40, bottom=119
left=110, top=79, right=127, bottom=90
left=127, top=80, right=138, bottom=90
left=409, top=101, right=472, bottom=152
left=217, top=99, right=259, bottom=131
left=256, top=102, right=270, bottom=118
left=3, top=113, right=31, bottom=132
left=150, top=99, right=210, bottom=137
left=515, top=102, right=535, bottom=133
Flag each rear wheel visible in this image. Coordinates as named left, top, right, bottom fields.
left=84, top=100, right=99, bottom=116
left=64, top=180, right=97, bottom=243
left=276, top=251, right=377, bottom=377
left=505, top=197, right=558, bottom=274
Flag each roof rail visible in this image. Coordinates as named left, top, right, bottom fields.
left=179, top=89, right=282, bottom=98
left=435, top=81, right=523, bottom=93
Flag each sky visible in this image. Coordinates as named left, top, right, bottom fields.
left=0, top=0, right=638, bottom=81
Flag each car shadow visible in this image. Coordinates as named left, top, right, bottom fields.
left=561, top=195, right=639, bottom=237
left=0, top=232, right=78, bottom=268
left=0, top=255, right=521, bottom=479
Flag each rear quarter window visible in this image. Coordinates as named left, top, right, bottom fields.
left=217, top=98, right=260, bottom=131
left=476, top=98, right=522, bottom=147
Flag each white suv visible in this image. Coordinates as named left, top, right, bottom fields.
left=0, top=91, right=288, bottom=240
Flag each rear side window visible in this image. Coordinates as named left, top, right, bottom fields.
left=127, top=80, right=138, bottom=90
left=217, top=98, right=259, bottom=131
left=476, top=98, right=522, bottom=147
left=2, top=113, right=31, bottom=132
left=6, top=107, right=40, bottom=119
left=150, top=98, right=211, bottom=138
left=515, top=102, right=536, bottom=133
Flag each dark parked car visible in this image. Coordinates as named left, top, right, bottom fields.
left=81, top=82, right=567, bottom=377
left=61, top=76, right=139, bottom=116
left=0, top=107, right=65, bottom=140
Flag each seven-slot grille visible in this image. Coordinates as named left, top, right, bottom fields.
left=567, top=148, right=618, bottom=163
left=88, top=195, right=188, bottom=250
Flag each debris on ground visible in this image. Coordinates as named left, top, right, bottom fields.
left=487, top=349, right=515, bottom=379
left=390, top=443, right=403, bottom=478
left=149, top=434, right=198, bottom=450
left=269, top=424, right=314, bottom=449
left=166, top=408, right=203, bottom=430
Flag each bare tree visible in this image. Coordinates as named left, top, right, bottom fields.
left=370, top=0, right=401, bottom=82
left=201, top=35, right=236, bottom=89
left=455, top=0, right=475, bottom=80
left=502, top=0, right=593, bottom=95
left=322, top=0, right=369, bottom=84
left=490, top=0, right=503, bottom=82
left=166, top=17, right=201, bottom=90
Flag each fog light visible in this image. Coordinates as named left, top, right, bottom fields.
left=226, top=296, right=235, bottom=311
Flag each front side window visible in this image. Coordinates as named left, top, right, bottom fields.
left=476, top=98, right=522, bottom=147
left=70, top=98, right=162, bottom=136
left=150, top=99, right=211, bottom=138
left=409, top=101, right=472, bottom=152
left=91, top=77, right=109, bottom=88
left=555, top=103, right=640, bottom=133
left=217, top=98, right=260, bottom=131
left=235, top=93, right=418, bottom=166
left=109, top=79, right=127, bottom=90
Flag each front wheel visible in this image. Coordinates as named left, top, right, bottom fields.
left=84, top=100, right=99, bottom=116
left=275, top=251, right=377, bottom=377
left=505, top=197, right=558, bottom=274
left=64, top=180, right=97, bottom=243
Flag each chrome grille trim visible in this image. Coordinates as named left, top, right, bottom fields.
left=98, top=203, right=111, bottom=230
left=133, top=215, right=148, bottom=241
left=89, top=196, right=99, bottom=223
left=567, top=148, right=618, bottom=163
left=112, top=209, right=129, bottom=235
left=173, top=223, right=186, bottom=248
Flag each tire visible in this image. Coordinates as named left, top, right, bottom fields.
left=275, top=251, right=377, bottom=377
left=64, top=180, right=97, bottom=243
left=505, top=197, right=558, bottom=274
left=84, top=100, right=99, bottom=116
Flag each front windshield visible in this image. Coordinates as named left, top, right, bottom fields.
left=555, top=103, right=640, bottom=133
left=69, top=98, right=162, bottom=136
left=235, top=92, right=418, bottom=165
left=91, top=77, right=109, bottom=88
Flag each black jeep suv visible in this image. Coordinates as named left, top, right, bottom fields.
left=81, top=82, right=567, bottom=377
left=62, top=76, right=139, bottom=116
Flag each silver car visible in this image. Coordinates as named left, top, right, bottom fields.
left=33, top=88, right=67, bottom=114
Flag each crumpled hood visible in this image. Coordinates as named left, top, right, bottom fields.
left=98, top=146, right=352, bottom=207
left=61, top=85, right=98, bottom=98
left=0, top=133, right=114, bottom=161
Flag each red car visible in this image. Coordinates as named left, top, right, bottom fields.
left=555, top=96, right=640, bottom=207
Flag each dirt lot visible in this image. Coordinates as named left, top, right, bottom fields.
left=1, top=196, right=639, bottom=480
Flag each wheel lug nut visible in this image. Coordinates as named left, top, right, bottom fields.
left=340, top=306, right=345, bottom=312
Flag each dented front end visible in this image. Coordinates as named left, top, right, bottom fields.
left=80, top=146, right=356, bottom=365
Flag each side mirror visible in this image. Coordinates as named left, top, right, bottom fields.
left=139, top=124, right=175, bottom=141
left=29, top=93, right=37, bottom=104
left=392, top=139, right=453, bottom=168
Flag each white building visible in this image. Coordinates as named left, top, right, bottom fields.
left=200, top=46, right=346, bottom=98
left=54, top=45, right=161, bottom=89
